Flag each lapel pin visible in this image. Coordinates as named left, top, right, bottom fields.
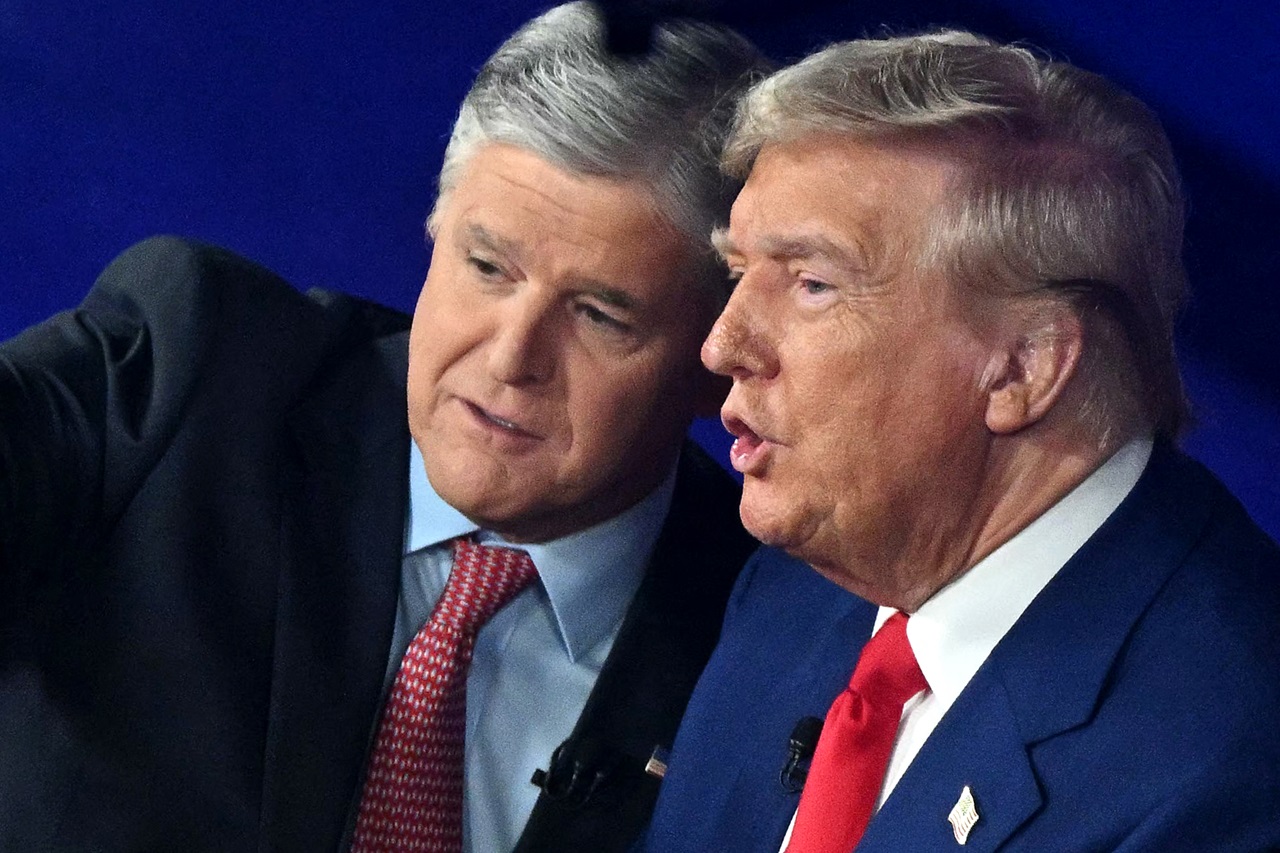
left=947, top=785, right=980, bottom=845
left=644, top=745, right=670, bottom=779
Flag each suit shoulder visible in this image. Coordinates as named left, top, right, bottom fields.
left=718, top=546, right=872, bottom=668
left=736, top=546, right=858, bottom=613
left=1144, top=466, right=1280, bottom=681
left=1145, top=447, right=1280, bottom=629
left=94, top=237, right=407, bottom=335
left=92, top=236, right=305, bottom=317
left=662, top=444, right=754, bottom=565
left=1078, top=451, right=1280, bottom=758
left=88, top=236, right=408, bottom=378
left=3, top=238, right=409, bottom=507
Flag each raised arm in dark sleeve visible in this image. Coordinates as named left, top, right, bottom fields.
left=0, top=236, right=362, bottom=629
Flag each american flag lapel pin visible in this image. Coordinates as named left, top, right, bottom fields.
left=947, top=785, right=980, bottom=845
left=644, top=746, right=670, bottom=779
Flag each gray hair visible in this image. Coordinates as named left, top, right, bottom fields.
left=725, top=31, right=1189, bottom=442
left=430, top=2, right=771, bottom=302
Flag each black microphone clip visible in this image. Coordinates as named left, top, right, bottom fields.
left=779, top=716, right=823, bottom=793
left=530, top=737, right=620, bottom=810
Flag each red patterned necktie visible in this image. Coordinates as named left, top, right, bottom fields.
left=786, top=612, right=928, bottom=853
left=351, top=537, right=538, bottom=853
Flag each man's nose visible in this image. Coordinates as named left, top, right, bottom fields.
left=701, top=281, right=777, bottom=381
left=487, top=296, right=556, bottom=386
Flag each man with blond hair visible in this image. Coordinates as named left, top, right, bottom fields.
left=642, top=30, right=1280, bottom=852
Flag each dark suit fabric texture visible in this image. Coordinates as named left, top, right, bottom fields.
left=640, top=443, right=1280, bottom=852
left=0, top=237, right=755, bottom=852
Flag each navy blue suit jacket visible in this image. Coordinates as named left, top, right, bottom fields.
left=641, top=444, right=1280, bottom=851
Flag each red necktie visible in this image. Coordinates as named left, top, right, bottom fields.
left=786, top=612, right=928, bottom=853
left=351, top=538, right=538, bottom=853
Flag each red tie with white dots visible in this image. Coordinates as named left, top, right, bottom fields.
left=786, top=612, right=928, bottom=853
left=351, top=537, right=538, bottom=853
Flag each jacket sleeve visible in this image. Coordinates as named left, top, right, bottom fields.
left=0, top=237, right=260, bottom=622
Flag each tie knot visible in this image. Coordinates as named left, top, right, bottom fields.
left=849, top=612, right=928, bottom=707
left=435, top=537, right=538, bottom=633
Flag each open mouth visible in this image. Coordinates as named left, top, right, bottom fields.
left=723, top=413, right=772, bottom=474
left=464, top=400, right=541, bottom=440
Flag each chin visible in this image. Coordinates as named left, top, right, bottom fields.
left=741, top=489, right=840, bottom=565
left=740, top=497, right=803, bottom=551
left=425, top=448, right=503, bottom=510
left=438, top=483, right=538, bottom=536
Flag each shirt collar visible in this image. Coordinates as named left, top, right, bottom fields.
left=405, top=441, right=677, bottom=663
left=875, top=438, right=1154, bottom=703
left=405, top=440, right=477, bottom=552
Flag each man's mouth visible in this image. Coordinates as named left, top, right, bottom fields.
left=722, top=412, right=775, bottom=475
left=464, top=400, right=542, bottom=440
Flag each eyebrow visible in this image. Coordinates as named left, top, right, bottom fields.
left=465, top=223, right=519, bottom=257
left=463, top=223, right=638, bottom=311
left=580, top=285, right=637, bottom=311
left=710, top=227, right=735, bottom=261
left=711, top=226, right=867, bottom=271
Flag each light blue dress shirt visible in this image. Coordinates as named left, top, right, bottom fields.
left=389, top=442, right=676, bottom=853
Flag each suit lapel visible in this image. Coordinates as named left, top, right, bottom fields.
left=515, top=446, right=755, bottom=853
left=258, top=333, right=410, bottom=850
left=727, top=601, right=877, bottom=849
left=859, top=667, right=1042, bottom=852
left=647, top=548, right=875, bottom=853
left=855, top=444, right=1216, bottom=851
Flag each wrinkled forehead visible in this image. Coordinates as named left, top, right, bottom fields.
left=725, top=135, right=960, bottom=262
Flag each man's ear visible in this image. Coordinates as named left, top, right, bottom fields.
left=982, top=307, right=1083, bottom=435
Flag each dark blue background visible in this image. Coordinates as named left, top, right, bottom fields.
left=3, top=0, right=1277, bottom=536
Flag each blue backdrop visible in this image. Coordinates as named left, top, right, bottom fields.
left=3, top=0, right=1277, bottom=536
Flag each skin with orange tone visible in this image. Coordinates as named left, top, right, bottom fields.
left=703, top=134, right=1104, bottom=611
left=408, top=143, right=723, bottom=544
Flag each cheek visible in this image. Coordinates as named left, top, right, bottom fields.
left=782, top=339, right=882, bottom=452
left=563, top=356, right=693, bottom=462
left=407, top=291, right=475, bottom=421
left=906, top=330, right=992, bottom=427
left=407, top=319, right=449, bottom=398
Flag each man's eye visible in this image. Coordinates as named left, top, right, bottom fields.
left=467, top=255, right=503, bottom=278
left=578, top=303, right=630, bottom=333
left=801, top=278, right=832, bottom=296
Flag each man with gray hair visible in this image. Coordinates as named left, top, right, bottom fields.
left=640, top=29, right=1280, bottom=852
left=0, top=4, right=767, bottom=851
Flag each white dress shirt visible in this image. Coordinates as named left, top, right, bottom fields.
left=388, top=442, right=676, bottom=853
left=780, top=438, right=1153, bottom=851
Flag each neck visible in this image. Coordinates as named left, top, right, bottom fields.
left=960, top=433, right=1116, bottom=577
left=825, top=426, right=1122, bottom=613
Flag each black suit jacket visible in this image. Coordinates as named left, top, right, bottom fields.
left=0, top=237, right=755, bottom=852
